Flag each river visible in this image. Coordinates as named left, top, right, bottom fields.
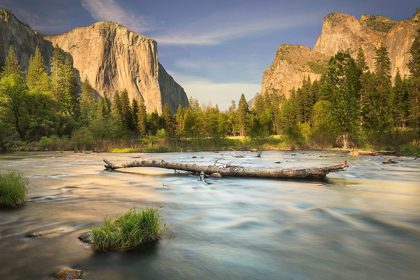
left=0, top=151, right=419, bottom=279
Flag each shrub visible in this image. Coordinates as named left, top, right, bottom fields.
left=0, top=170, right=30, bottom=207
left=156, top=128, right=167, bottom=139
left=71, top=127, right=94, bottom=150
left=91, top=207, right=164, bottom=251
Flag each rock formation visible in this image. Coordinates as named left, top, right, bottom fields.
left=261, top=10, right=420, bottom=98
left=0, top=8, right=53, bottom=70
left=0, top=7, right=188, bottom=114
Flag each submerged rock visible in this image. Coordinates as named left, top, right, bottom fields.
left=55, top=268, right=83, bottom=280
left=78, top=232, right=93, bottom=244
left=210, top=173, right=222, bottom=178
left=383, top=157, right=398, bottom=164
left=26, top=228, right=64, bottom=237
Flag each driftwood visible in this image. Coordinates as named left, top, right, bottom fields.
left=103, top=159, right=349, bottom=179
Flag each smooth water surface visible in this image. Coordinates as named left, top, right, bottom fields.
left=0, top=151, right=419, bottom=279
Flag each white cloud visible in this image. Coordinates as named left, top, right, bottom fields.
left=81, top=0, right=153, bottom=33
left=170, top=72, right=260, bottom=111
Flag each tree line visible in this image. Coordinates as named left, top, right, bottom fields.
left=0, top=28, right=419, bottom=151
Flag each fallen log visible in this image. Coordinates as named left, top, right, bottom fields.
left=103, top=159, right=349, bottom=179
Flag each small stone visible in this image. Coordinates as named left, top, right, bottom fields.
left=274, top=161, right=281, bottom=164
left=192, top=156, right=197, bottom=158
left=210, top=173, right=222, bottom=178
left=78, top=232, right=93, bottom=244
left=26, top=228, right=64, bottom=237
left=56, top=268, right=83, bottom=280
left=382, top=157, right=398, bottom=164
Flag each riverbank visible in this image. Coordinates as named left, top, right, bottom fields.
left=2, top=136, right=420, bottom=156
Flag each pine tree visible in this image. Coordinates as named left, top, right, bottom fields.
left=1, top=45, right=21, bottom=78
left=356, top=47, right=369, bottom=73
left=138, top=100, right=147, bottom=136
left=120, top=89, right=133, bottom=130
left=356, top=47, right=371, bottom=128
left=131, top=99, right=139, bottom=132
left=325, top=52, right=361, bottom=148
left=391, top=70, right=409, bottom=127
left=373, top=43, right=392, bottom=132
left=407, top=27, right=420, bottom=128
left=238, top=94, right=249, bottom=136
left=26, top=47, right=50, bottom=92
left=175, top=104, right=185, bottom=132
left=228, top=100, right=238, bottom=135
left=50, top=45, right=65, bottom=103
left=161, top=103, right=174, bottom=136
left=374, top=43, right=392, bottom=87
left=112, top=91, right=122, bottom=119
left=62, top=54, right=79, bottom=117
left=80, top=76, right=95, bottom=126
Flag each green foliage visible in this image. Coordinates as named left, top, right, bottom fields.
left=0, top=39, right=419, bottom=154
left=80, top=76, right=95, bottom=126
left=306, top=60, right=327, bottom=75
left=91, top=207, right=164, bottom=251
left=26, top=47, right=50, bottom=92
left=0, top=74, right=30, bottom=140
left=325, top=52, right=361, bottom=148
left=1, top=45, right=21, bottom=78
left=71, top=127, right=94, bottom=150
left=0, top=170, right=29, bottom=207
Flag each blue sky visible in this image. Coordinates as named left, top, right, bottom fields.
left=1, top=0, right=419, bottom=109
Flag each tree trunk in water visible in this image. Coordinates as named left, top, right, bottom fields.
left=103, top=159, right=349, bottom=180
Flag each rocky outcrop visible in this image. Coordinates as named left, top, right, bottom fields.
left=261, top=11, right=420, bottom=98
left=0, top=8, right=53, bottom=70
left=0, top=8, right=188, bottom=114
left=44, top=22, right=188, bottom=113
left=260, top=45, right=326, bottom=96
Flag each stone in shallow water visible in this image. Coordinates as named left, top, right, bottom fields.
left=78, top=232, right=93, bottom=244
left=26, top=228, right=64, bottom=237
left=382, top=157, right=398, bottom=164
left=55, top=268, right=83, bottom=280
left=210, top=173, right=222, bottom=178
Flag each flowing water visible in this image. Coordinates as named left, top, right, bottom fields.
left=0, top=151, right=419, bottom=280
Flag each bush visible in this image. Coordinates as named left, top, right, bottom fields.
left=0, top=170, right=30, bottom=207
left=71, top=127, right=94, bottom=150
left=91, top=207, right=165, bottom=251
left=156, top=128, right=167, bottom=139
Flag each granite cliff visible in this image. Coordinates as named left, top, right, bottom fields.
left=0, top=8, right=188, bottom=114
left=261, top=11, right=420, bottom=98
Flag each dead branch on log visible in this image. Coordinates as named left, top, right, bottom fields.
left=103, top=159, right=349, bottom=179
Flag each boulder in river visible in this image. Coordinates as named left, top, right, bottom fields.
left=55, top=268, right=83, bottom=280
left=78, top=232, right=93, bottom=244
left=382, top=157, right=398, bottom=164
left=26, top=228, right=64, bottom=237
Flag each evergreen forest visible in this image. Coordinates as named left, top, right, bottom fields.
left=0, top=28, right=419, bottom=154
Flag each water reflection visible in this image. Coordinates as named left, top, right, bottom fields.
left=0, top=151, right=419, bottom=279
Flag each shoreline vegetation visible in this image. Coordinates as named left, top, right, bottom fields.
left=2, top=135, right=419, bottom=156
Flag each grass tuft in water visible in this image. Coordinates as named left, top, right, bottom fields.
left=91, top=207, right=165, bottom=251
left=0, top=170, right=30, bottom=207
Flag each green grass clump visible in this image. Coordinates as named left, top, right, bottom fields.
left=91, top=207, right=164, bottom=251
left=0, top=170, right=29, bottom=207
